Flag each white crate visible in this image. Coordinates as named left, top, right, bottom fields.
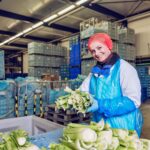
left=0, top=116, right=63, bottom=136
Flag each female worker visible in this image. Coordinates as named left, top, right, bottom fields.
left=80, top=33, right=143, bottom=136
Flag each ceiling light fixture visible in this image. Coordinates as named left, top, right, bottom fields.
left=0, top=39, right=11, bottom=46
left=43, top=14, right=58, bottom=22
left=32, top=21, right=44, bottom=29
left=76, top=0, right=88, bottom=5
left=0, top=0, right=90, bottom=47
left=58, top=5, right=76, bottom=15
left=8, top=36, right=17, bottom=41
left=22, top=27, right=33, bottom=34
left=13, top=32, right=24, bottom=38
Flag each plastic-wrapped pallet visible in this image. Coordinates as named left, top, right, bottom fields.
left=0, top=80, right=16, bottom=119
left=15, top=77, right=49, bottom=117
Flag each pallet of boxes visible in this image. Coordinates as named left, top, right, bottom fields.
left=44, top=87, right=92, bottom=125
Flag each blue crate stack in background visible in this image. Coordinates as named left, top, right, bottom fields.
left=69, top=35, right=81, bottom=79
left=60, top=65, right=70, bottom=80
left=0, top=50, right=5, bottom=79
left=15, top=77, right=50, bottom=117
left=136, top=64, right=150, bottom=102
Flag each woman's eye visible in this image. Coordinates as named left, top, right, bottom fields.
left=91, top=50, right=95, bottom=54
left=97, top=46, right=102, bottom=50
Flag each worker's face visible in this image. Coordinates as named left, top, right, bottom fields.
left=89, top=41, right=111, bottom=62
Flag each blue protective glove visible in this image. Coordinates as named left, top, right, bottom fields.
left=87, top=98, right=98, bottom=113
left=98, top=96, right=136, bottom=117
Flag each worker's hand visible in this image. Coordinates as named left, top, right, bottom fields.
left=86, top=98, right=98, bottom=113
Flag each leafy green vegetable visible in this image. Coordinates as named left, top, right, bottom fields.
left=49, top=143, right=72, bottom=150
left=49, top=119, right=150, bottom=150
left=55, top=87, right=92, bottom=114
left=0, top=129, right=42, bottom=150
left=10, top=129, right=28, bottom=146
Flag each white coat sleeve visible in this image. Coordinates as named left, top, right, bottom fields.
left=120, top=60, right=141, bottom=108
left=80, top=73, right=92, bottom=93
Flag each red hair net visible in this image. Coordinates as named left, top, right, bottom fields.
left=88, top=33, right=113, bottom=51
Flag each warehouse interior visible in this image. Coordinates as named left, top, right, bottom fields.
left=0, top=0, right=150, bottom=149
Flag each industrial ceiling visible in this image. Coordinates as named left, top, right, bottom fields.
left=0, top=0, right=149, bottom=57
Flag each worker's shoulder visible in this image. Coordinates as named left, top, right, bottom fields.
left=120, top=59, right=137, bottom=72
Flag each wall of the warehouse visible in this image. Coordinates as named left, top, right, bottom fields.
left=23, top=52, right=28, bottom=73
left=129, top=17, right=150, bottom=57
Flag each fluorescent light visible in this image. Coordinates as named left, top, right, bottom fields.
left=58, top=5, right=75, bottom=15
left=0, top=39, right=10, bottom=45
left=43, top=14, right=58, bottom=22
left=13, top=32, right=24, bottom=38
left=22, top=27, right=33, bottom=34
left=0, top=32, right=23, bottom=46
left=76, top=0, right=88, bottom=5
left=8, top=36, right=17, bottom=41
left=0, top=43, right=4, bottom=46
left=32, top=21, right=43, bottom=29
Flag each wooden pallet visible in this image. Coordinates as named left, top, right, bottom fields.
left=45, top=104, right=92, bottom=125
left=45, top=104, right=77, bottom=115
left=45, top=114, right=80, bottom=126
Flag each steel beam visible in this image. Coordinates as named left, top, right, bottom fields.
left=84, top=3, right=125, bottom=19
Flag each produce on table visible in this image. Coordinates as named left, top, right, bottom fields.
left=55, top=87, right=92, bottom=114
left=0, top=129, right=41, bottom=150
left=49, top=119, right=150, bottom=150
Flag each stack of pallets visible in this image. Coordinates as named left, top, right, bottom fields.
left=44, top=105, right=91, bottom=125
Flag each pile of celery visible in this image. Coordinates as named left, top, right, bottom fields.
left=0, top=129, right=43, bottom=150
left=49, top=119, right=150, bottom=150
left=55, top=87, right=92, bottom=114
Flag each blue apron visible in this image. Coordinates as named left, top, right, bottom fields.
left=89, top=60, right=143, bottom=136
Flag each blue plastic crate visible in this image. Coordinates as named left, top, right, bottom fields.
left=141, top=87, right=148, bottom=102
left=70, top=42, right=81, bottom=66
left=69, top=67, right=81, bottom=79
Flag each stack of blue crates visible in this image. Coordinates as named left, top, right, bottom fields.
left=0, top=51, right=5, bottom=79
left=60, top=65, right=70, bottom=80
left=136, top=65, right=150, bottom=102
left=69, top=35, right=81, bottom=79
left=70, top=67, right=81, bottom=79
left=70, top=44, right=81, bottom=66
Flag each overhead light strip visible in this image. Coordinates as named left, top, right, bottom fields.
left=0, top=0, right=90, bottom=47
left=22, top=27, right=33, bottom=34
left=32, top=21, right=44, bottom=29
left=58, top=5, right=76, bottom=15
left=43, top=14, right=58, bottom=22
left=76, top=0, right=89, bottom=5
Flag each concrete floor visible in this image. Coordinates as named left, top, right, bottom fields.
left=140, top=100, right=150, bottom=139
